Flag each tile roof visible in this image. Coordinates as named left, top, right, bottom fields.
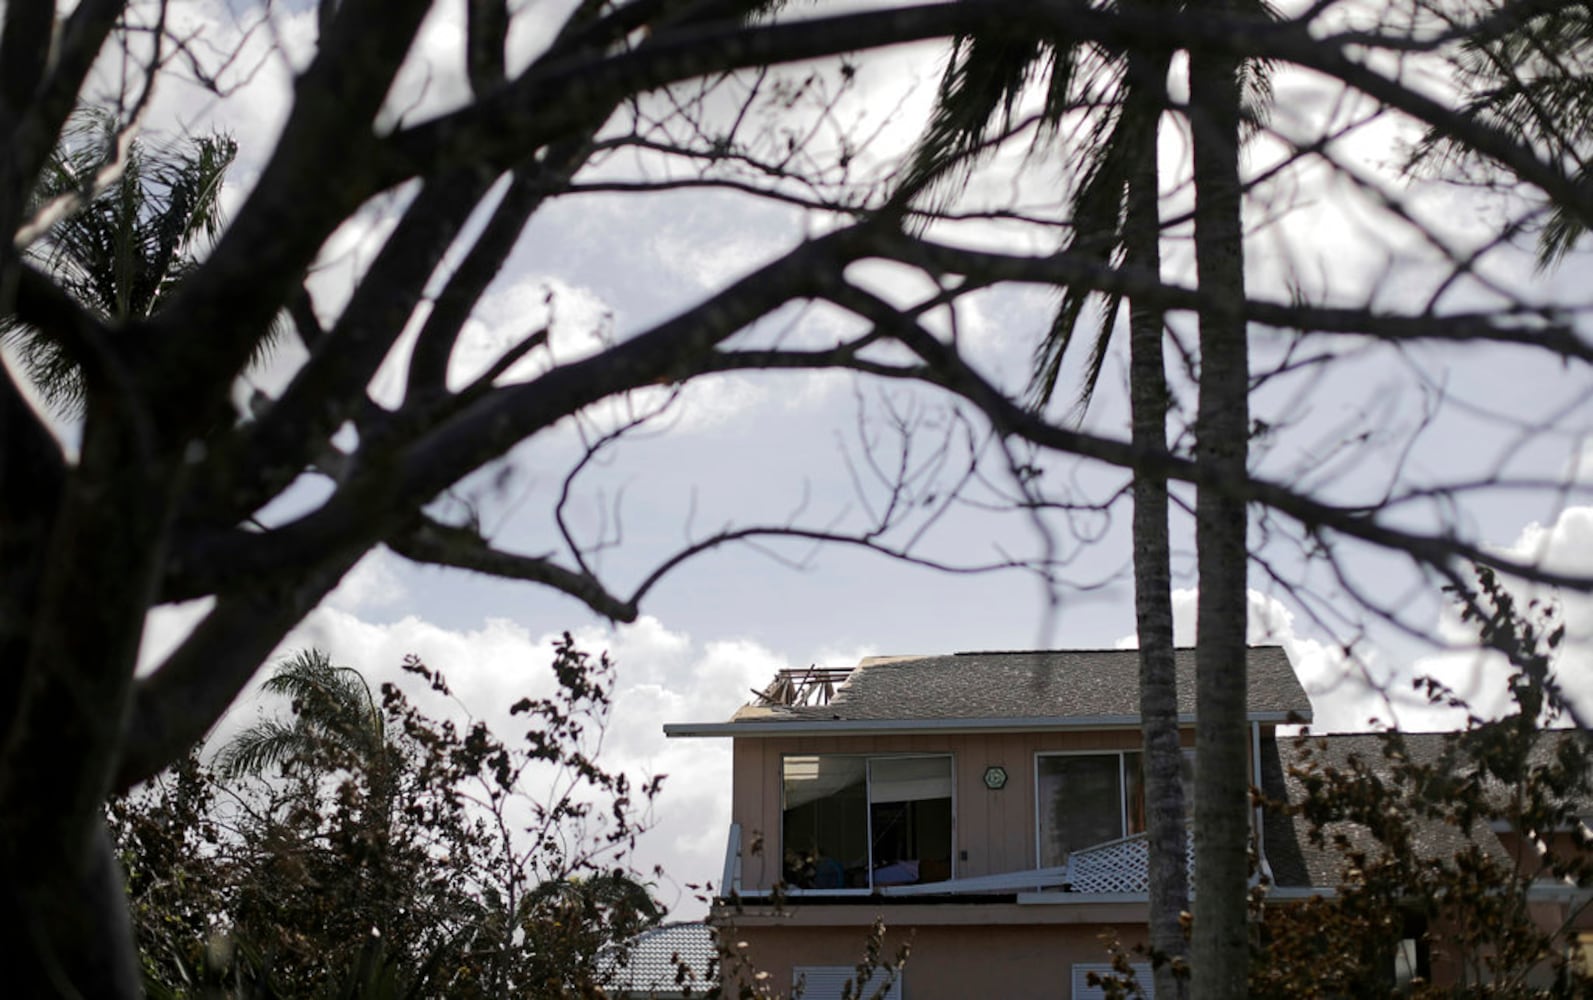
left=729, top=646, right=1309, bottom=725
left=601, top=921, right=716, bottom=995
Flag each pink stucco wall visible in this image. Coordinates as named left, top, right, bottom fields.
left=718, top=909, right=1152, bottom=1000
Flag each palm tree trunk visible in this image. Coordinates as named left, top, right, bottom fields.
left=1188, top=16, right=1251, bottom=1000
left=1122, top=41, right=1188, bottom=1000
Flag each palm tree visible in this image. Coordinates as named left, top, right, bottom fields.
left=519, top=871, right=664, bottom=997
left=1187, top=4, right=1255, bottom=996
left=1415, top=4, right=1593, bottom=268
left=899, top=6, right=1270, bottom=994
left=212, top=650, right=424, bottom=993
left=3, top=108, right=237, bottom=410
left=216, top=648, right=391, bottom=781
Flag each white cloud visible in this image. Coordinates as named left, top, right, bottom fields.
left=439, top=274, right=614, bottom=387
left=1113, top=587, right=1421, bottom=732
left=1108, top=508, right=1593, bottom=735
left=324, top=547, right=408, bottom=613
left=135, top=3, right=317, bottom=181
left=1405, top=506, right=1593, bottom=727
left=380, top=1, right=473, bottom=129
left=505, top=0, right=586, bottom=74
left=309, top=187, right=416, bottom=325
left=652, top=226, right=788, bottom=293
left=370, top=268, right=775, bottom=435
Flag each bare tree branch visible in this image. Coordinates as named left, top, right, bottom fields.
left=825, top=279, right=1593, bottom=596
left=387, top=517, right=636, bottom=622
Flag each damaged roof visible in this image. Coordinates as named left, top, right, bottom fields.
left=667, top=646, right=1311, bottom=737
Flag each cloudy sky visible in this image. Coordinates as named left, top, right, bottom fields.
left=100, top=1, right=1593, bottom=918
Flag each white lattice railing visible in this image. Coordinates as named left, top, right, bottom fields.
left=1062, top=827, right=1196, bottom=894
left=881, top=825, right=1197, bottom=897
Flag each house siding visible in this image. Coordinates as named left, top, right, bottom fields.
left=720, top=920, right=1151, bottom=1000
left=730, top=729, right=1203, bottom=891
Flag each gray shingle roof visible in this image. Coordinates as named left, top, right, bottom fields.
left=1261, top=732, right=1549, bottom=889
left=602, top=921, right=716, bottom=996
left=730, top=646, right=1309, bottom=725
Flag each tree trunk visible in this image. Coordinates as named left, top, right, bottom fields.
left=1188, top=18, right=1251, bottom=1000
left=1122, top=41, right=1188, bottom=1000
left=2, top=820, right=143, bottom=998
left=0, top=406, right=172, bottom=999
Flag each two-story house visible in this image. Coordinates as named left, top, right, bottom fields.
left=665, top=647, right=1313, bottom=999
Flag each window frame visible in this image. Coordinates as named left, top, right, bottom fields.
left=1033, top=749, right=1140, bottom=869
left=778, top=751, right=956, bottom=893
left=1033, top=748, right=1196, bottom=868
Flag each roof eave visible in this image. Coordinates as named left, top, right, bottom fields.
left=664, top=710, right=1308, bottom=738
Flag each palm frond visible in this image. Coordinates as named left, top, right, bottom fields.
left=899, top=1, right=1266, bottom=412
left=522, top=870, right=663, bottom=927
left=896, top=31, right=1062, bottom=209
left=215, top=719, right=302, bottom=779
left=270, top=651, right=383, bottom=741
left=1234, top=0, right=1280, bottom=142
left=140, top=132, right=237, bottom=314
left=5, top=108, right=240, bottom=411
left=217, top=649, right=389, bottom=779
left=1411, top=3, right=1593, bottom=268
left=1029, top=50, right=1167, bottom=410
left=1539, top=185, right=1589, bottom=267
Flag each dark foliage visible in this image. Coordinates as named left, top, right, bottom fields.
left=107, top=635, right=664, bottom=998
left=1256, top=570, right=1593, bottom=998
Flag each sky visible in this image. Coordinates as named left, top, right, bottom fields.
left=88, top=0, right=1593, bottom=919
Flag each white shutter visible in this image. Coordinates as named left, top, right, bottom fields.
left=793, top=965, right=904, bottom=1000
left=1071, top=962, right=1154, bottom=999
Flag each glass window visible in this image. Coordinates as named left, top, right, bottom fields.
left=782, top=755, right=867, bottom=888
left=1393, top=913, right=1430, bottom=986
left=781, top=754, right=952, bottom=889
left=1038, top=753, right=1136, bottom=867
left=1037, top=750, right=1194, bottom=867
